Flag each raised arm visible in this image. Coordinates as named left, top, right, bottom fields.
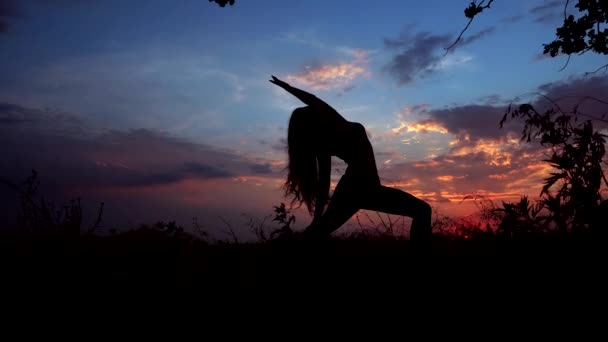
left=269, top=75, right=337, bottom=113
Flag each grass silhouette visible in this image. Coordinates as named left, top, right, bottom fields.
left=74, top=226, right=602, bottom=290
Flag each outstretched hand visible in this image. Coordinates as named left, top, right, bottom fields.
left=269, top=75, right=317, bottom=107
left=269, top=75, right=290, bottom=89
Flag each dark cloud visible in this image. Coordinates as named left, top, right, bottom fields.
left=533, top=51, right=553, bottom=61
left=502, top=15, right=524, bottom=23
left=0, top=103, right=277, bottom=191
left=425, top=105, right=513, bottom=141
left=272, top=138, right=287, bottom=152
left=534, top=11, right=562, bottom=24
left=0, top=0, right=20, bottom=33
left=342, top=84, right=356, bottom=93
left=409, top=76, right=608, bottom=143
left=478, top=94, right=502, bottom=105
left=536, top=75, right=608, bottom=125
left=0, top=103, right=287, bottom=234
left=32, top=0, right=87, bottom=6
left=375, top=151, right=394, bottom=158
left=257, top=138, right=287, bottom=154
left=537, top=75, right=608, bottom=101
left=182, top=162, right=233, bottom=178
left=250, top=163, right=272, bottom=175
left=384, top=27, right=494, bottom=85
left=459, top=27, right=496, bottom=46
left=0, top=101, right=86, bottom=135
left=0, top=102, right=34, bottom=124
left=383, top=31, right=452, bottom=85
left=530, top=0, right=563, bottom=14
left=0, top=0, right=85, bottom=34
left=104, top=162, right=232, bottom=187
left=530, top=0, right=564, bottom=24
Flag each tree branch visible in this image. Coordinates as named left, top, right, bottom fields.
left=558, top=54, right=571, bottom=71
left=534, top=92, right=608, bottom=124
left=585, top=63, right=608, bottom=75
left=574, top=95, right=608, bottom=108
left=445, top=18, right=474, bottom=56
left=445, top=0, right=494, bottom=55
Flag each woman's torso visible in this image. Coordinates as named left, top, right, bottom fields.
left=327, top=120, right=379, bottom=182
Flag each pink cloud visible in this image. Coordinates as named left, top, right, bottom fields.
left=286, top=49, right=369, bottom=91
left=378, top=133, right=551, bottom=218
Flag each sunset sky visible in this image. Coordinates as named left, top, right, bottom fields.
left=1, top=0, right=607, bottom=239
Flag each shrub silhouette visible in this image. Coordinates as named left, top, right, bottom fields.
left=495, top=196, right=545, bottom=238
left=0, top=170, right=104, bottom=235
left=500, top=100, right=608, bottom=234
left=270, top=202, right=296, bottom=239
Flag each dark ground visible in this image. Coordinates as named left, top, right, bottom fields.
left=2, top=230, right=604, bottom=295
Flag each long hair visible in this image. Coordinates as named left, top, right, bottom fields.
left=285, top=106, right=319, bottom=214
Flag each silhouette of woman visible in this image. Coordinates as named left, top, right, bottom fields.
left=270, top=76, right=432, bottom=241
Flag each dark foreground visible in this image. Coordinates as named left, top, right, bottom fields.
left=2, top=230, right=605, bottom=294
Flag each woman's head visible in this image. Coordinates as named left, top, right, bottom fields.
left=284, top=106, right=319, bottom=214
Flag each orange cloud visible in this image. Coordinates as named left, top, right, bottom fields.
left=413, top=160, right=441, bottom=168
left=504, top=162, right=553, bottom=194
left=391, top=121, right=409, bottom=135
left=383, top=179, right=421, bottom=188
left=450, top=138, right=521, bottom=166
left=436, top=175, right=466, bottom=182
left=286, top=49, right=369, bottom=91
left=392, top=120, right=448, bottom=135
left=407, top=122, right=449, bottom=134
left=375, top=132, right=561, bottom=220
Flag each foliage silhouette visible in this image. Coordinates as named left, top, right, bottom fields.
left=270, top=202, right=296, bottom=239
left=543, top=0, right=608, bottom=72
left=453, top=0, right=608, bottom=72
left=495, top=196, right=546, bottom=238
left=208, top=0, right=235, bottom=7
left=500, top=99, right=608, bottom=234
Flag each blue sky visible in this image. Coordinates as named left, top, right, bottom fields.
left=1, top=0, right=607, bottom=238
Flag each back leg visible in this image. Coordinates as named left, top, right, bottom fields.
left=360, top=186, right=432, bottom=241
